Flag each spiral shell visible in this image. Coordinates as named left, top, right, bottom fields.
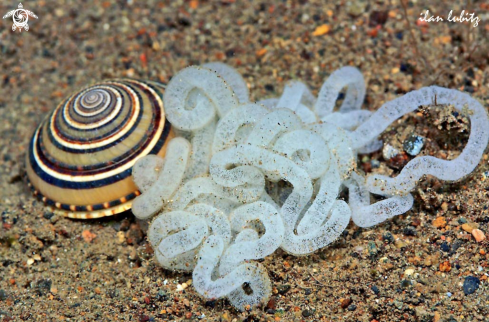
left=25, top=79, right=174, bottom=219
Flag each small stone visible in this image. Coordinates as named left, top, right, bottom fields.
left=184, top=312, right=192, bottom=319
left=27, top=258, right=34, bottom=265
left=440, top=241, right=450, bottom=252
left=440, top=202, right=448, bottom=212
left=382, top=231, right=394, bottom=243
left=368, top=241, right=378, bottom=256
left=463, top=276, right=480, bottom=295
left=277, top=284, right=291, bottom=295
left=266, top=296, right=277, bottom=310
left=128, top=247, right=138, bottom=261
left=371, top=285, right=380, bottom=295
left=82, top=230, right=96, bottom=243
left=302, top=309, right=314, bottom=317
left=472, top=229, right=486, bottom=242
left=403, top=134, right=425, bottom=156
left=461, top=223, right=474, bottom=233
left=49, top=245, right=58, bottom=255
left=433, top=217, right=447, bottom=228
left=36, top=279, right=52, bottom=296
left=340, top=297, right=351, bottom=309
left=404, top=268, right=415, bottom=276
left=0, top=289, right=6, bottom=301
left=156, top=290, right=167, bottom=300
left=400, top=280, right=412, bottom=288
left=347, top=304, right=356, bottom=311
left=458, top=217, right=468, bottom=224
left=439, top=261, right=451, bottom=272
left=382, top=144, right=400, bottom=160
left=116, top=231, right=126, bottom=244
left=403, top=226, right=417, bottom=236
left=394, top=299, right=403, bottom=310
left=312, top=24, right=330, bottom=36
left=43, top=212, right=54, bottom=220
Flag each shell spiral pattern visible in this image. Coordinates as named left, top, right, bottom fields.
left=25, top=79, right=174, bottom=219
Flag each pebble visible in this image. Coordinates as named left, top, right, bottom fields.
left=458, top=217, right=468, bottom=224
left=394, top=299, right=403, bottom=310
left=277, top=284, right=291, bottom=295
left=403, top=134, right=425, bottom=156
left=439, top=261, right=451, bottom=272
left=432, top=217, right=447, bottom=228
left=404, top=268, right=415, bottom=276
left=461, top=223, right=475, bottom=233
left=266, top=296, right=277, bottom=310
left=400, top=280, right=412, bottom=289
left=440, top=242, right=450, bottom=252
left=36, top=279, right=52, bottom=296
left=347, top=304, right=357, bottom=311
left=302, top=309, right=314, bottom=317
left=0, top=289, right=6, bottom=301
left=368, top=241, right=378, bottom=256
left=116, top=231, right=126, bottom=244
left=382, top=144, right=400, bottom=160
left=382, top=231, right=394, bottom=243
left=472, top=229, right=486, bottom=242
left=340, top=297, right=351, bottom=308
left=177, top=283, right=188, bottom=292
left=43, top=212, right=54, bottom=220
left=156, top=290, right=167, bottom=300
left=371, top=285, right=380, bottom=295
left=403, top=226, right=417, bottom=236
left=463, top=276, right=480, bottom=295
left=82, top=230, right=97, bottom=243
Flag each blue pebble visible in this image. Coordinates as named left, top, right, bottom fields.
left=371, top=285, right=380, bottom=295
left=440, top=241, right=450, bottom=252
left=463, top=276, right=480, bottom=295
left=403, top=134, right=425, bottom=156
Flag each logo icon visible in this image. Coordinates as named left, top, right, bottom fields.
left=3, top=3, right=38, bottom=32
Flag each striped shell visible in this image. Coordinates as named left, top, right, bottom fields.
left=25, top=79, right=174, bottom=219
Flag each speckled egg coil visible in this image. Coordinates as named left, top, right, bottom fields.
left=25, top=79, right=174, bottom=219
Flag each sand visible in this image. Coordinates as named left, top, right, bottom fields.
left=0, top=1, right=488, bottom=321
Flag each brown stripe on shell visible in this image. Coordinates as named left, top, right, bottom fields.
left=25, top=79, right=174, bottom=219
